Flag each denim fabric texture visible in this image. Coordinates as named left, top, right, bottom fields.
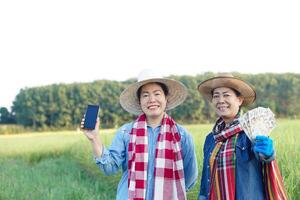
left=95, top=122, right=198, bottom=200
left=198, top=132, right=274, bottom=200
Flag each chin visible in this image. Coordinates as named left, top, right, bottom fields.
left=148, top=111, right=163, bottom=117
left=218, top=112, right=231, bottom=119
left=149, top=112, right=160, bottom=117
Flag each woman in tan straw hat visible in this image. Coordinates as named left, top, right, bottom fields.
left=81, top=69, right=198, bottom=200
left=197, top=73, right=287, bottom=200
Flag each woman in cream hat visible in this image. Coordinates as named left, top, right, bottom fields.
left=81, top=69, right=198, bottom=200
left=197, top=73, right=286, bottom=200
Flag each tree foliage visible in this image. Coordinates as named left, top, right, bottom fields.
left=0, top=107, right=16, bottom=124
left=6, top=73, right=300, bottom=129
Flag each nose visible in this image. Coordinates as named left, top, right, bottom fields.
left=148, top=94, right=156, bottom=102
left=217, top=95, right=225, bottom=103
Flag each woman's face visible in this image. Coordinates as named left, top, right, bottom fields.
left=139, top=82, right=167, bottom=120
left=212, top=87, right=244, bottom=122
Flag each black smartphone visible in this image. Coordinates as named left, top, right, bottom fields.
left=83, top=105, right=100, bottom=130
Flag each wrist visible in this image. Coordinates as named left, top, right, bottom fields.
left=90, top=137, right=100, bottom=145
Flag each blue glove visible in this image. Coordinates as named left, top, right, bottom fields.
left=253, top=135, right=274, bottom=157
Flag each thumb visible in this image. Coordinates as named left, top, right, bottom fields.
left=95, top=117, right=100, bottom=130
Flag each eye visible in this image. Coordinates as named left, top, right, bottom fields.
left=212, top=94, right=219, bottom=99
left=142, top=93, right=149, bottom=98
left=155, top=92, right=161, bottom=96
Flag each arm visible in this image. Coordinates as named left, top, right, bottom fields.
left=81, top=118, right=104, bottom=158
left=81, top=118, right=128, bottom=175
left=94, top=128, right=127, bottom=175
left=199, top=151, right=208, bottom=200
left=198, top=135, right=212, bottom=200
left=179, top=126, right=198, bottom=191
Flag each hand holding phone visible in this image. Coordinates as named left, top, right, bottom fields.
left=81, top=104, right=103, bottom=157
left=83, top=105, right=100, bottom=130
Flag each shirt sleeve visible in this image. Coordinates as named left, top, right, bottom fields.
left=94, top=123, right=130, bottom=175
left=199, top=134, right=212, bottom=199
left=178, top=125, right=198, bottom=191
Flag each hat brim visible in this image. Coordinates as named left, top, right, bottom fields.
left=197, top=76, right=256, bottom=106
left=120, top=78, right=187, bottom=115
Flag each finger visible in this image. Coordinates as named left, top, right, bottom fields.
left=95, top=117, right=100, bottom=126
left=254, top=146, right=266, bottom=153
left=255, top=135, right=268, bottom=141
left=80, top=122, right=85, bottom=127
left=255, top=146, right=267, bottom=151
left=255, top=141, right=269, bottom=146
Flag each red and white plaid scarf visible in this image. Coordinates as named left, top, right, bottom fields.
left=209, top=117, right=242, bottom=200
left=128, top=113, right=186, bottom=200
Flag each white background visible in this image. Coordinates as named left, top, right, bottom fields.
left=1, top=0, right=299, bottom=109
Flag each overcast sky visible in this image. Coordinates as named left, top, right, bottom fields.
left=1, top=0, right=299, bottom=109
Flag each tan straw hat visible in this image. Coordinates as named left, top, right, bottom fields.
left=197, top=73, right=256, bottom=106
left=120, top=69, right=188, bottom=115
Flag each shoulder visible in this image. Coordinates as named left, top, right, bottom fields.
left=175, top=124, right=194, bottom=145
left=175, top=123, right=190, bottom=137
left=201, top=132, right=215, bottom=152
left=205, top=132, right=214, bottom=143
left=114, top=122, right=134, bottom=140
left=175, top=123, right=188, bottom=134
left=118, top=122, right=134, bottom=134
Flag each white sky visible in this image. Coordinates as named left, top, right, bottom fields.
left=1, top=0, right=300, bottom=109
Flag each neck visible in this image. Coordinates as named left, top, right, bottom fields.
left=146, top=114, right=164, bottom=129
left=222, top=117, right=234, bottom=126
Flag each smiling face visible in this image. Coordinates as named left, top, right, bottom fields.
left=139, top=82, right=167, bottom=121
left=212, top=87, right=244, bottom=124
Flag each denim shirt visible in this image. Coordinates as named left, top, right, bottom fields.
left=95, top=122, right=198, bottom=200
left=198, top=131, right=274, bottom=200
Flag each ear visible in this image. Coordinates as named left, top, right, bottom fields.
left=238, top=96, right=244, bottom=106
left=166, top=95, right=169, bottom=101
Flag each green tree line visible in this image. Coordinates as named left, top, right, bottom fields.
left=1, top=73, right=299, bottom=130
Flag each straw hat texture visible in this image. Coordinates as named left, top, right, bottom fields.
left=120, top=69, right=187, bottom=115
left=197, top=73, right=256, bottom=106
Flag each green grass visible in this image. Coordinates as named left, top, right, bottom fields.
left=0, top=120, right=299, bottom=200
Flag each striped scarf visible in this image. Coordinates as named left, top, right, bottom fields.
left=263, top=158, right=288, bottom=200
left=209, top=117, right=288, bottom=200
left=128, top=113, right=186, bottom=200
left=209, top=117, right=242, bottom=200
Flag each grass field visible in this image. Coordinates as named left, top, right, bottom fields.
left=0, top=120, right=299, bottom=200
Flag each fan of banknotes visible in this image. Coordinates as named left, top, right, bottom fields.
left=239, top=107, right=276, bottom=141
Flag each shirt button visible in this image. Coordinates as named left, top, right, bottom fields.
left=207, top=179, right=210, bottom=182
left=207, top=165, right=209, bottom=168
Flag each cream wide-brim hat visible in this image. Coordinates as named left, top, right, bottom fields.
left=197, top=73, right=256, bottom=106
left=120, top=69, right=188, bottom=115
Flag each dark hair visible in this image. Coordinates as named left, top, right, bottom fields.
left=211, top=87, right=241, bottom=97
left=137, top=82, right=169, bottom=99
left=230, top=88, right=241, bottom=97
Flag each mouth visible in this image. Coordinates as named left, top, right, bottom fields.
left=217, top=105, right=229, bottom=112
left=147, top=105, right=160, bottom=110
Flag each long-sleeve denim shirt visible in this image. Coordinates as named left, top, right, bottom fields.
left=198, top=131, right=275, bottom=200
left=95, top=122, right=198, bottom=200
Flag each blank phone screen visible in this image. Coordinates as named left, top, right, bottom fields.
left=84, top=105, right=99, bottom=129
